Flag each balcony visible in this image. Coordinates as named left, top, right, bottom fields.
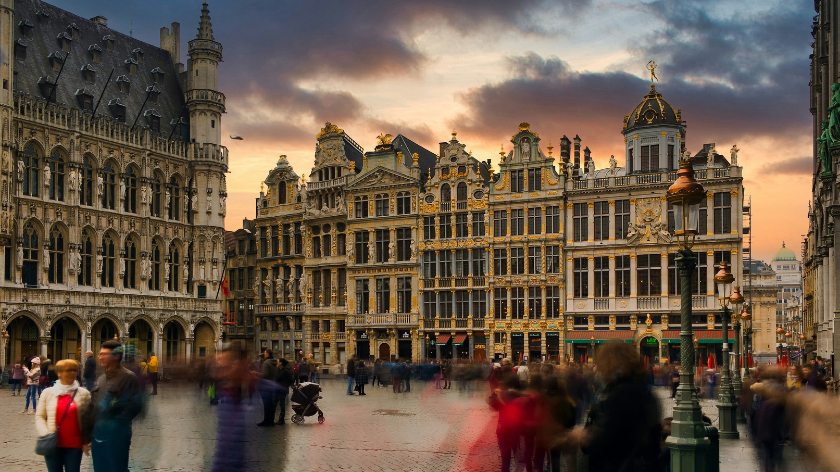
left=439, top=319, right=452, bottom=329
left=346, top=313, right=419, bottom=327
left=185, top=89, right=225, bottom=110
left=257, top=303, right=304, bottom=314
left=637, top=297, right=661, bottom=309
left=594, top=298, right=609, bottom=310
left=472, top=318, right=485, bottom=329
left=306, top=174, right=353, bottom=190
left=456, top=201, right=468, bottom=210
left=692, top=296, right=708, bottom=308
left=566, top=166, right=740, bottom=192
left=455, top=318, right=469, bottom=328
left=420, top=276, right=489, bottom=290
left=440, top=201, right=452, bottom=212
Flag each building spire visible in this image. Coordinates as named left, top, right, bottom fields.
left=197, top=1, right=214, bottom=40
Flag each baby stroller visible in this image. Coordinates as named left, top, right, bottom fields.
left=290, top=382, right=325, bottom=425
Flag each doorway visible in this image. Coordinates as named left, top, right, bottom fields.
left=640, top=336, right=660, bottom=365
left=379, top=343, right=391, bottom=361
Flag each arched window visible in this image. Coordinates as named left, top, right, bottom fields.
left=21, top=143, right=39, bottom=197
left=123, top=166, right=137, bottom=213
left=456, top=182, right=468, bottom=201
left=164, top=322, right=182, bottom=361
left=98, top=321, right=115, bottom=342
left=80, top=156, right=94, bottom=206
left=124, top=237, right=137, bottom=289
left=168, top=177, right=180, bottom=221
left=100, top=233, right=116, bottom=287
left=150, top=172, right=162, bottom=218
left=21, top=221, right=39, bottom=287
left=168, top=243, right=180, bottom=292
left=149, top=240, right=161, bottom=291
left=48, top=225, right=65, bottom=284
left=101, top=161, right=116, bottom=210
left=78, top=230, right=93, bottom=286
left=441, top=183, right=451, bottom=202
left=278, top=182, right=286, bottom=204
left=47, top=149, right=65, bottom=202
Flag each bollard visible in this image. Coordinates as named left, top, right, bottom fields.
left=704, top=426, right=719, bottom=472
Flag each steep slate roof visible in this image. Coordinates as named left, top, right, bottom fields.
left=14, top=0, right=186, bottom=136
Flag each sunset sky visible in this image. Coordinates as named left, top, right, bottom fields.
left=54, top=0, right=814, bottom=263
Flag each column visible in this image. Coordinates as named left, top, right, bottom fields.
left=608, top=201, right=616, bottom=241
left=661, top=253, right=669, bottom=297
left=608, top=256, right=616, bottom=297
left=706, top=251, right=715, bottom=296
left=587, top=203, right=594, bottom=242
left=706, top=193, right=714, bottom=236
left=185, top=339, right=193, bottom=363
left=587, top=256, right=595, bottom=299
left=630, top=255, right=637, bottom=297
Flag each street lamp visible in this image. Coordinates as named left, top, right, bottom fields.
left=784, top=329, right=792, bottom=368
left=776, top=325, right=784, bottom=365
left=714, top=261, right=739, bottom=438
left=729, top=286, right=745, bottom=422
left=740, top=308, right=752, bottom=377
left=799, top=332, right=806, bottom=366
left=664, top=151, right=709, bottom=472
left=590, top=334, right=595, bottom=363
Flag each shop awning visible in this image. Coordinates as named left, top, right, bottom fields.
left=435, top=334, right=451, bottom=345
left=662, top=330, right=736, bottom=343
left=564, top=330, right=634, bottom=344
left=452, top=333, right=468, bottom=346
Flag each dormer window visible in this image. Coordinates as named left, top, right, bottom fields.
left=145, top=110, right=161, bottom=132
left=36, top=9, right=49, bottom=23
left=103, top=35, right=114, bottom=51
left=150, top=67, right=164, bottom=84
left=14, top=39, right=27, bottom=61
left=116, top=75, right=130, bottom=93
left=146, top=85, right=161, bottom=104
left=38, top=76, right=56, bottom=99
left=132, top=48, right=143, bottom=63
left=88, top=44, right=101, bottom=63
left=81, top=64, right=95, bottom=83
left=67, top=23, right=80, bottom=40
left=48, top=51, right=65, bottom=72
left=170, top=117, right=187, bottom=140
left=108, top=98, right=126, bottom=122
left=18, top=20, right=34, bottom=38
left=124, top=58, right=138, bottom=75
left=56, top=32, right=72, bottom=53
left=75, top=87, right=94, bottom=111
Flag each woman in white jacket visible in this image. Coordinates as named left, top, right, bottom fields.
left=35, top=359, right=93, bottom=472
left=22, top=356, right=41, bottom=414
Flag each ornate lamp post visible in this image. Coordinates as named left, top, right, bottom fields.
left=784, top=329, right=792, bottom=367
left=714, top=261, right=739, bottom=438
left=590, top=334, right=596, bottom=363
left=775, top=325, right=784, bottom=365
left=664, top=153, right=709, bottom=471
left=740, top=308, right=752, bottom=377
left=729, top=287, right=745, bottom=421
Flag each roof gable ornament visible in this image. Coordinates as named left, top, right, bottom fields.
left=316, top=122, right=343, bottom=140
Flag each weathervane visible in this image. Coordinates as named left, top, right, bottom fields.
left=646, top=60, right=658, bottom=85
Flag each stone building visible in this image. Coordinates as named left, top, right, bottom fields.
left=222, top=220, right=256, bottom=349
left=0, top=0, right=227, bottom=370
left=744, top=260, right=785, bottom=364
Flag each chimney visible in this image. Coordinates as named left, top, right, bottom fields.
left=573, top=135, right=581, bottom=168
left=560, top=136, right=571, bottom=163
left=90, top=16, right=107, bottom=26
left=160, top=22, right=181, bottom=66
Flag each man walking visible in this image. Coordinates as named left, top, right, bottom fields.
left=306, top=354, right=321, bottom=384
left=297, top=358, right=310, bottom=383
left=403, top=360, right=411, bottom=393
left=148, top=351, right=159, bottom=395
left=257, top=349, right=279, bottom=427
left=90, top=340, right=143, bottom=472
left=83, top=350, right=97, bottom=391
left=275, top=358, right=294, bottom=425
left=392, top=359, right=402, bottom=393
left=346, top=355, right=356, bottom=395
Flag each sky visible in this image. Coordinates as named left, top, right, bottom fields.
left=52, top=0, right=815, bottom=264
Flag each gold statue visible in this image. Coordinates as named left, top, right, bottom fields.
left=646, top=60, right=658, bottom=84
left=499, top=144, right=505, bottom=163
left=260, top=182, right=265, bottom=194
left=547, top=140, right=553, bottom=157
left=376, top=133, right=394, bottom=146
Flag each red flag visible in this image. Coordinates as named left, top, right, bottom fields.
left=222, top=275, right=230, bottom=298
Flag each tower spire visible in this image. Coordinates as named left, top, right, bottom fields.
left=197, top=1, right=214, bottom=40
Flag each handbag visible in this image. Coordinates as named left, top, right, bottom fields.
left=35, top=390, right=77, bottom=456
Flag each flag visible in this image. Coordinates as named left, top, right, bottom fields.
left=222, top=275, right=230, bottom=298
left=229, top=135, right=244, bottom=140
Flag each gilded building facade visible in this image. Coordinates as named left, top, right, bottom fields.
left=0, top=1, right=227, bottom=369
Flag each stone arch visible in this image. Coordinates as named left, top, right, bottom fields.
left=47, top=143, right=69, bottom=160
left=160, top=313, right=188, bottom=332
left=4, top=311, right=42, bottom=365
left=192, top=320, right=216, bottom=360
left=21, top=138, right=46, bottom=157
left=162, top=317, right=187, bottom=362
left=49, top=310, right=84, bottom=331
left=7, top=309, right=45, bottom=333
left=91, top=313, right=122, bottom=336
left=378, top=342, right=392, bottom=361
left=127, top=316, right=156, bottom=361
left=82, top=151, right=99, bottom=169
left=48, top=313, right=83, bottom=362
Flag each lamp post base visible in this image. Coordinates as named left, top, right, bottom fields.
left=717, top=402, right=740, bottom=439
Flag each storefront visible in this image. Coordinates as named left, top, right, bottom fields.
left=564, top=330, right=634, bottom=364
left=546, top=332, right=561, bottom=361
left=661, top=329, right=735, bottom=368
left=398, top=331, right=412, bottom=360
left=511, top=332, right=525, bottom=362
left=528, top=333, right=542, bottom=361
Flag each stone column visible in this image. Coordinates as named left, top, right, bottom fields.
left=587, top=202, right=594, bottom=242
left=630, top=254, right=637, bottom=296
left=661, top=253, right=669, bottom=297
left=40, top=336, right=49, bottom=357
left=609, top=256, right=616, bottom=297
left=587, top=256, right=595, bottom=299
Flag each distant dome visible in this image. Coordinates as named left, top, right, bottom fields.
left=772, top=242, right=797, bottom=262
left=624, top=84, right=680, bottom=132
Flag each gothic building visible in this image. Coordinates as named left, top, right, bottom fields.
left=0, top=0, right=228, bottom=369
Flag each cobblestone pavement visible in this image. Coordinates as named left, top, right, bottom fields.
left=0, top=380, right=807, bottom=472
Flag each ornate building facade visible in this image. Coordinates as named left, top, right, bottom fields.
left=0, top=0, right=227, bottom=369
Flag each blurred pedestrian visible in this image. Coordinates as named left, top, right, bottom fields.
left=306, top=354, right=320, bottom=384
left=40, top=359, right=53, bottom=394
left=275, top=358, right=293, bottom=425
left=22, top=357, right=41, bottom=414
left=489, top=374, right=524, bottom=472
left=392, top=359, right=403, bottom=393
left=670, top=364, right=680, bottom=398
left=82, top=351, right=96, bottom=392
left=211, top=343, right=252, bottom=472
left=751, top=367, right=787, bottom=472
left=147, top=351, right=159, bottom=395
left=35, top=359, right=93, bottom=472
left=346, top=355, right=357, bottom=395
left=297, top=357, right=310, bottom=383
left=403, top=360, right=412, bottom=393
left=355, top=359, right=368, bottom=395
left=785, top=365, right=803, bottom=390
left=803, top=363, right=827, bottom=391
left=257, top=349, right=279, bottom=427
left=517, top=360, right=530, bottom=384
left=11, top=361, right=24, bottom=396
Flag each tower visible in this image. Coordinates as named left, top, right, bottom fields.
left=186, top=1, right=223, bottom=146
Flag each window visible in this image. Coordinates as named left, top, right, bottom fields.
left=422, top=251, right=436, bottom=278
left=396, top=227, right=411, bottom=261
left=528, top=168, right=541, bottom=191
left=123, top=166, right=137, bottom=213
left=528, top=247, right=541, bottom=274
left=424, top=293, right=436, bottom=318
left=439, top=214, right=452, bottom=239
left=573, top=203, right=588, bottom=241
left=668, top=253, right=706, bottom=295
left=667, top=145, right=675, bottom=170
left=168, top=243, right=180, bottom=292
left=439, top=292, right=453, bottom=318
left=545, top=246, right=561, bottom=274
left=150, top=173, right=162, bottom=217
left=546, top=287, right=562, bottom=318
left=472, top=249, right=486, bottom=276
left=494, top=210, right=507, bottom=237
left=47, top=226, right=64, bottom=284
left=439, top=251, right=452, bottom=277
left=616, top=255, right=631, bottom=297
left=510, top=170, right=524, bottom=193
left=21, top=222, right=38, bottom=287
left=473, top=291, right=487, bottom=318
left=494, top=249, right=507, bottom=276
left=375, top=193, right=389, bottom=217
left=628, top=148, right=634, bottom=173
left=355, top=196, right=369, bottom=218
left=593, top=201, right=609, bottom=241
left=456, top=291, right=469, bottom=318
left=21, top=144, right=39, bottom=197
left=637, top=254, right=661, bottom=296
left=338, top=268, right=346, bottom=306
left=510, top=209, right=525, bottom=236
left=511, top=248, right=525, bottom=275
left=699, top=198, right=708, bottom=235
left=282, top=224, right=291, bottom=255
left=149, top=240, right=161, bottom=291
left=100, top=162, right=117, bottom=210
left=397, top=277, right=411, bottom=313
left=278, top=182, right=287, bottom=204
left=641, top=145, right=659, bottom=172
left=168, top=177, right=181, bottom=220
left=528, top=208, right=542, bottom=235
left=322, top=231, right=331, bottom=257
left=472, top=212, right=485, bottom=236
left=456, top=183, right=468, bottom=203
left=396, top=192, right=411, bottom=215
left=573, top=258, right=588, bottom=298
left=312, top=230, right=322, bottom=258
left=375, top=229, right=389, bottom=263
left=355, top=231, right=369, bottom=264
left=424, top=217, right=435, bottom=240
left=455, top=213, right=468, bottom=237
left=546, top=206, right=560, bottom=233
left=593, top=256, right=609, bottom=297
left=124, top=238, right=137, bottom=289
left=667, top=202, right=676, bottom=234
left=271, top=225, right=279, bottom=256
left=494, top=288, right=507, bottom=319
left=714, top=192, right=732, bottom=234
left=528, top=287, right=541, bottom=319
left=78, top=231, right=94, bottom=286
left=511, top=287, right=525, bottom=319
left=101, top=233, right=116, bottom=288
left=440, top=184, right=451, bottom=203
left=455, top=249, right=469, bottom=277
left=47, top=150, right=65, bottom=201
left=80, top=156, right=94, bottom=206
left=337, top=232, right=346, bottom=256
left=294, top=223, right=303, bottom=254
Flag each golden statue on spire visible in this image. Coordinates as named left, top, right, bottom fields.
left=646, top=60, right=658, bottom=85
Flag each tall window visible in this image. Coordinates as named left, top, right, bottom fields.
left=396, top=192, right=411, bottom=215
left=528, top=247, right=541, bottom=274
left=593, top=202, right=609, bottom=241
left=494, top=249, right=507, bottom=276
left=455, top=249, right=469, bottom=276
left=472, top=212, right=485, bottom=236
left=472, top=249, right=486, bottom=276
left=699, top=198, right=708, bottom=235
left=668, top=253, right=707, bottom=295
left=546, top=287, right=562, bottom=318
left=494, top=210, right=507, bottom=237
left=573, top=258, right=588, bottom=298
left=510, top=209, right=525, bottom=236
left=168, top=243, right=180, bottom=292
left=151, top=173, right=162, bottom=217
left=439, top=251, right=452, bottom=278
left=47, top=150, right=65, bottom=201
left=527, top=168, right=541, bottom=191
left=528, top=208, right=542, bottom=235
left=78, top=230, right=94, bottom=286
left=593, top=256, right=609, bottom=297
left=511, top=287, right=525, bottom=319
left=149, top=240, right=161, bottom=291
left=168, top=177, right=180, bottom=220
left=546, top=206, right=560, bottom=233
left=47, top=225, right=64, bottom=284
left=80, top=156, right=94, bottom=206
left=338, top=268, right=347, bottom=306
left=545, top=246, right=561, bottom=273
left=439, top=292, right=453, bottom=318
left=423, top=217, right=435, bottom=239
left=396, top=227, right=411, bottom=261
left=21, top=222, right=39, bottom=287
left=101, top=233, right=116, bottom=288
left=640, top=144, right=659, bottom=172
left=101, top=162, right=116, bottom=210
left=573, top=203, right=588, bottom=241
left=494, top=288, right=507, bottom=319
left=511, top=248, right=525, bottom=275
left=424, top=293, right=436, bottom=318
left=355, top=231, right=369, bottom=264
left=124, top=238, right=137, bottom=289
left=123, top=166, right=137, bottom=213
left=455, top=213, right=468, bottom=237
left=422, top=251, right=437, bottom=278
left=356, top=279, right=369, bottom=314
left=667, top=144, right=675, bottom=170
left=456, top=182, right=468, bottom=202
left=713, top=192, right=732, bottom=234
left=615, top=200, right=630, bottom=239
left=439, top=214, right=452, bottom=239
left=473, top=291, right=486, bottom=318
left=616, top=255, right=631, bottom=297
left=440, top=184, right=451, bottom=203
left=456, top=291, right=469, bottom=317
left=278, top=183, right=286, bottom=204
left=22, top=144, right=41, bottom=197
left=282, top=224, right=291, bottom=255
left=636, top=254, right=661, bottom=296
left=355, top=196, right=369, bottom=218
left=375, top=229, right=389, bottom=263
left=510, top=170, right=524, bottom=193
left=397, top=277, right=411, bottom=313
left=375, top=193, right=389, bottom=217
left=528, top=287, right=541, bottom=319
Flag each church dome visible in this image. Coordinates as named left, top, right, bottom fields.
left=623, top=84, right=680, bottom=132
left=772, top=242, right=797, bottom=262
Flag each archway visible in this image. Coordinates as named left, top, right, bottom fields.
left=5, top=315, right=39, bottom=366
left=48, top=317, right=82, bottom=361
left=378, top=342, right=391, bottom=361
left=91, top=318, right=118, bottom=356
left=128, top=319, right=154, bottom=363
left=640, top=336, right=660, bottom=366
left=163, top=321, right=185, bottom=363
left=193, top=321, right=215, bottom=360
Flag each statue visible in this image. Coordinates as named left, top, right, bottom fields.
left=347, top=237, right=355, bottom=260
left=729, top=144, right=739, bottom=166
left=165, top=189, right=171, bottom=208
left=253, top=277, right=260, bottom=295
left=212, top=265, right=219, bottom=282
left=219, top=194, right=226, bottom=215
left=368, top=238, right=375, bottom=262
left=411, top=239, right=417, bottom=260
left=183, top=263, right=189, bottom=283
left=335, top=193, right=345, bottom=212
left=119, top=179, right=125, bottom=201
left=96, top=252, right=103, bottom=274
left=199, top=263, right=205, bottom=280
left=828, top=82, right=840, bottom=146
left=140, top=185, right=148, bottom=204
left=299, top=276, right=307, bottom=300
left=140, top=257, right=149, bottom=279
left=68, top=248, right=78, bottom=273
left=43, top=164, right=51, bottom=190
left=17, top=159, right=23, bottom=181
left=118, top=256, right=125, bottom=277
left=206, top=194, right=212, bottom=212
left=1, top=150, right=7, bottom=173
left=97, top=175, right=103, bottom=198
left=255, top=227, right=261, bottom=242
left=287, top=278, right=294, bottom=296
left=706, top=144, right=715, bottom=168
left=68, top=169, right=78, bottom=192
left=682, top=149, right=691, bottom=160
left=275, top=275, right=283, bottom=295
left=42, top=247, right=49, bottom=271
left=586, top=160, right=595, bottom=178
left=17, top=245, right=23, bottom=266
left=484, top=211, right=489, bottom=227
left=626, top=221, right=640, bottom=244
left=819, top=120, right=832, bottom=176
left=388, top=240, right=395, bottom=261
left=164, top=262, right=170, bottom=281
left=609, top=155, right=617, bottom=175
left=520, top=138, right=531, bottom=160
left=183, top=192, right=189, bottom=212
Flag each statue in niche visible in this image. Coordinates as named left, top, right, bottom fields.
left=219, top=194, right=226, bottom=215
left=140, top=185, right=148, bottom=204
left=706, top=144, right=716, bottom=168
left=43, top=165, right=51, bottom=191
left=164, top=262, right=170, bottom=281
left=520, top=137, right=531, bottom=161
left=165, top=189, right=171, bottom=208
left=212, top=265, right=219, bottom=282
left=17, top=159, right=23, bottom=181
left=609, top=155, right=617, bottom=175
left=199, top=263, right=205, bottom=280
left=97, top=175, right=104, bottom=198
left=183, top=263, right=189, bottom=283
left=119, top=179, right=125, bottom=201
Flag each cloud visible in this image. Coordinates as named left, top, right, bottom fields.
left=758, top=156, right=813, bottom=177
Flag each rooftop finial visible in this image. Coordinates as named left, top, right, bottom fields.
left=646, top=60, right=658, bottom=86
left=197, top=1, right=214, bottom=40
